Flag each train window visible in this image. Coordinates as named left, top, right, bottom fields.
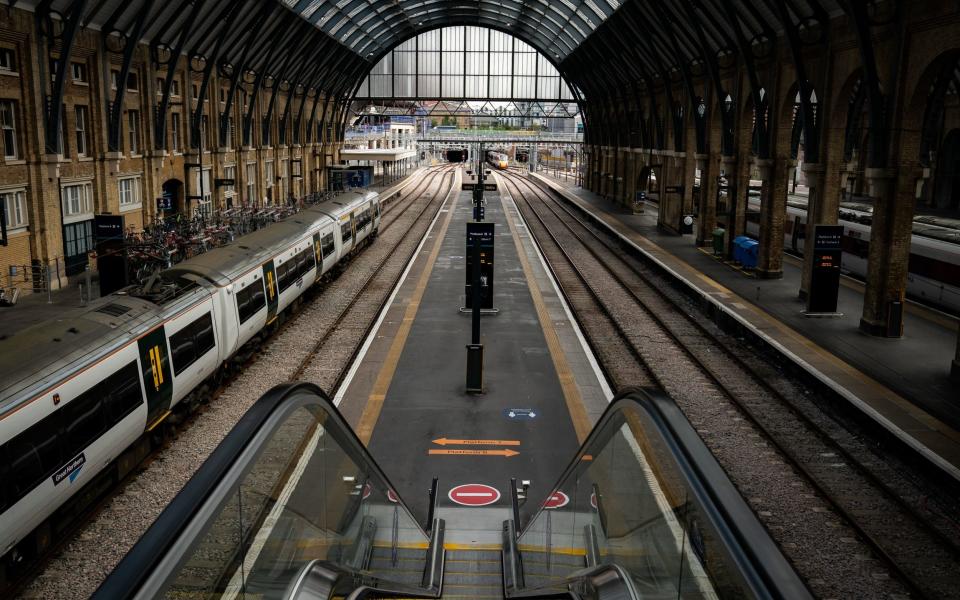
left=194, top=313, right=215, bottom=357
left=171, top=313, right=216, bottom=375
left=170, top=328, right=197, bottom=375
left=375, top=201, right=380, bottom=218
left=4, top=411, right=63, bottom=501
left=321, top=232, right=334, bottom=258
left=298, top=248, right=315, bottom=277
left=104, top=362, right=143, bottom=424
left=62, top=390, right=106, bottom=457
left=341, top=220, right=353, bottom=243
left=276, top=260, right=293, bottom=293
left=236, top=281, right=266, bottom=324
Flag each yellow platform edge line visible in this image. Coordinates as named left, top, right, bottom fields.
left=497, top=173, right=593, bottom=444
left=354, top=170, right=461, bottom=445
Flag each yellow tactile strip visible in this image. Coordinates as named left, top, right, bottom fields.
left=497, top=175, right=592, bottom=444
left=354, top=170, right=462, bottom=444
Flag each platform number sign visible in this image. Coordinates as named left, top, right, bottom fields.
left=137, top=327, right=172, bottom=428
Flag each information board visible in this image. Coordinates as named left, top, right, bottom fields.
left=807, top=224, right=844, bottom=313
left=465, top=222, right=495, bottom=310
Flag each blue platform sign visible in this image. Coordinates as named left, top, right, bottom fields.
left=504, top=408, right=537, bottom=420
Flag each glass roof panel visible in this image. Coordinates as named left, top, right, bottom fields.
left=286, top=0, right=621, bottom=62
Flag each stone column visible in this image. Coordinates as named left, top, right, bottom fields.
left=953, top=329, right=960, bottom=381
left=798, top=163, right=829, bottom=298
left=860, top=168, right=911, bottom=337
left=680, top=150, right=696, bottom=223
left=721, top=155, right=738, bottom=258
left=695, top=153, right=715, bottom=246
left=625, top=151, right=638, bottom=211
left=755, top=158, right=785, bottom=278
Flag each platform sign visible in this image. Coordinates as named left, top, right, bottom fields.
left=94, top=214, right=124, bottom=242
left=543, top=491, right=569, bottom=509
left=807, top=224, right=843, bottom=314
left=465, top=222, right=495, bottom=309
left=448, top=483, right=501, bottom=507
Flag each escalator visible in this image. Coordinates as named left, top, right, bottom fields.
left=93, top=384, right=811, bottom=600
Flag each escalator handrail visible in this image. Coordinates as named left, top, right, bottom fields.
left=517, top=387, right=812, bottom=600
left=508, top=562, right=639, bottom=599
left=93, top=382, right=431, bottom=599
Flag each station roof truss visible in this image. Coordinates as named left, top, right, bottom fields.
left=20, top=0, right=852, bottom=146
left=354, top=99, right=580, bottom=118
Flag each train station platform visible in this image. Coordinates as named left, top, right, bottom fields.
left=91, top=167, right=810, bottom=599
left=532, top=172, right=960, bottom=480
left=335, top=168, right=612, bottom=543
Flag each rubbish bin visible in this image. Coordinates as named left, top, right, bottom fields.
left=733, top=236, right=751, bottom=264
left=741, top=239, right=759, bottom=269
left=712, top=228, right=725, bottom=256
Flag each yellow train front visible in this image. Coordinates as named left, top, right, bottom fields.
left=485, top=150, right=509, bottom=170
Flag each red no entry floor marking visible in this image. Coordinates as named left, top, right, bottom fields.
left=387, top=489, right=399, bottom=503
left=590, top=492, right=598, bottom=509
left=362, top=483, right=372, bottom=500
left=448, top=483, right=501, bottom=507
left=544, top=491, right=569, bottom=509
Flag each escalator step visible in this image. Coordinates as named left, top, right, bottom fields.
left=442, top=571, right=504, bottom=586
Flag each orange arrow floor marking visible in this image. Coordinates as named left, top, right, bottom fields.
left=429, top=448, right=520, bottom=457
left=432, top=437, right=521, bottom=446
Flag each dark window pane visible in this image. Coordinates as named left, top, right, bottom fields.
left=194, top=313, right=215, bottom=357
left=7, top=412, right=62, bottom=499
left=63, top=391, right=105, bottom=456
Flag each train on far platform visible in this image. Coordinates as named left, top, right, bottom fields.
left=744, top=195, right=960, bottom=314
left=485, top=150, right=509, bottom=170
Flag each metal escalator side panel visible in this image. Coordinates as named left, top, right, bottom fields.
left=513, top=388, right=812, bottom=600
left=93, top=383, right=436, bottom=600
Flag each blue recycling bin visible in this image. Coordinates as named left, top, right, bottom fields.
left=732, top=236, right=750, bottom=264
left=738, top=237, right=759, bottom=269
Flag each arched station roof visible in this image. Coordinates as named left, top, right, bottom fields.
left=19, top=0, right=845, bottom=105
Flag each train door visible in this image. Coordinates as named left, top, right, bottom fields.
left=137, top=327, right=173, bottom=429
left=262, top=260, right=279, bottom=323
left=313, top=232, right=323, bottom=270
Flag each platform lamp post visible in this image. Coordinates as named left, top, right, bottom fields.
left=466, top=142, right=485, bottom=393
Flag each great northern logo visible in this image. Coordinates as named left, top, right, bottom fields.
left=52, top=453, right=86, bottom=486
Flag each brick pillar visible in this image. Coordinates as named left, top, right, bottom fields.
left=625, top=151, right=638, bottom=211
left=721, top=155, right=739, bottom=258
left=681, top=150, right=696, bottom=222
left=696, top=153, right=716, bottom=245
left=859, top=168, right=911, bottom=337
left=755, top=158, right=785, bottom=279
left=798, top=163, right=830, bottom=298
left=657, top=152, right=683, bottom=234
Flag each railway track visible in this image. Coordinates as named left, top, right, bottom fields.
left=11, top=165, right=458, bottom=600
left=499, top=171, right=960, bottom=599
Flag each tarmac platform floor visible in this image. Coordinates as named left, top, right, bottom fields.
left=335, top=168, right=612, bottom=546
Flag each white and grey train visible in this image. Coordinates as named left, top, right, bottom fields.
left=0, top=190, right=381, bottom=567
left=745, top=196, right=960, bottom=314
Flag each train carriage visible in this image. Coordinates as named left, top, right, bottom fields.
left=0, top=189, right=381, bottom=564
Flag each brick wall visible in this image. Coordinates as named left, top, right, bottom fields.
left=0, top=6, right=341, bottom=294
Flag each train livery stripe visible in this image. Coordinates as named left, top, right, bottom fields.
left=263, top=261, right=279, bottom=323
left=137, top=327, right=172, bottom=427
